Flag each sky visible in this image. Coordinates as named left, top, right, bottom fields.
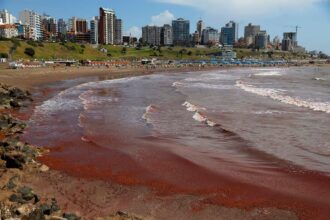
left=1, top=0, right=330, bottom=54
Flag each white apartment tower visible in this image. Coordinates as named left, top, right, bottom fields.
left=19, top=10, right=42, bottom=40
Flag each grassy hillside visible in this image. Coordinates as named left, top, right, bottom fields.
left=0, top=39, right=306, bottom=61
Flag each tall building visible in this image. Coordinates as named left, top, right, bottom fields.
left=57, top=19, right=67, bottom=34
left=196, top=20, right=204, bottom=44
left=220, top=21, right=238, bottom=46
left=99, top=7, right=115, bottom=44
left=114, top=18, right=123, bottom=45
left=282, top=32, right=297, bottom=51
left=0, top=10, right=16, bottom=24
left=16, top=23, right=30, bottom=39
left=90, top=17, right=99, bottom=44
left=254, top=31, right=268, bottom=50
left=19, top=10, right=42, bottom=40
left=162, top=24, right=172, bottom=46
left=244, top=23, right=260, bottom=46
left=68, top=17, right=87, bottom=34
left=273, top=36, right=281, bottom=50
left=172, top=18, right=190, bottom=46
left=142, top=25, right=162, bottom=46
left=41, top=14, right=57, bottom=41
left=202, top=27, right=220, bottom=45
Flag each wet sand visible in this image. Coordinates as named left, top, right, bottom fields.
left=2, top=65, right=330, bottom=219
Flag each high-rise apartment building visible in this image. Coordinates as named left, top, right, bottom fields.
left=196, top=20, right=204, bottom=44
left=244, top=23, right=260, bottom=46
left=0, top=10, right=16, bottom=24
left=162, top=24, right=173, bottom=46
left=254, top=31, right=268, bottom=49
left=114, top=18, right=122, bottom=45
left=99, top=7, right=115, bottom=44
left=68, top=17, right=87, bottom=34
left=19, top=10, right=42, bottom=40
left=41, top=14, right=57, bottom=41
left=202, top=27, right=220, bottom=45
left=172, top=18, right=190, bottom=46
left=142, top=25, right=162, bottom=46
left=220, top=21, right=238, bottom=46
left=90, top=17, right=99, bottom=44
left=282, top=32, right=298, bottom=51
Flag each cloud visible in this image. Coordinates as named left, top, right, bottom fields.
left=125, top=26, right=142, bottom=38
left=150, top=10, right=175, bottom=26
left=154, top=0, right=322, bottom=18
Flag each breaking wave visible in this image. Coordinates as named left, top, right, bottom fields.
left=183, top=101, right=217, bottom=127
left=254, top=71, right=282, bottom=76
left=142, top=105, right=157, bottom=124
left=236, top=81, right=330, bottom=113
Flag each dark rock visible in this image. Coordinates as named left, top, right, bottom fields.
left=28, top=208, right=46, bottom=220
left=1, top=152, right=26, bottom=169
left=39, top=203, right=51, bottom=215
left=9, top=100, right=21, bottom=108
left=62, top=213, right=80, bottom=220
left=6, top=175, right=19, bottom=189
left=50, top=198, right=60, bottom=213
left=9, top=194, right=26, bottom=204
left=34, top=194, right=40, bottom=204
left=18, top=186, right=35, bottom=201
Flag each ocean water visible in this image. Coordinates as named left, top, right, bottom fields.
left=23, top=67, right=330, bottom=217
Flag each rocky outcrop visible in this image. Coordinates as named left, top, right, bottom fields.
left=0, top=84, right=81, bottom=220
left=0, top=83, right=32, bottom=109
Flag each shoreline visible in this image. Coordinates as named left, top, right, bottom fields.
left=1, top=65, right=329, bottom=219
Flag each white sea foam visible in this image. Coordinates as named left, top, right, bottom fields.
left=193, top=112, right=207, bottom=122
left=183, top=101, right=217, bottom=127
left=236, top=81, right=330, bottom=113
left=142, top=105, right=157, bottom=124
left=254, top=71, right=282, bottom=76
left=182, top=101, right=206, bottom=112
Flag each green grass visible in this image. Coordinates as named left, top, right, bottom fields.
left=0, top=39, right=307, bottom=61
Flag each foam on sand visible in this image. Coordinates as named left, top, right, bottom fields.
left=236, top=81, right=330, bottom=113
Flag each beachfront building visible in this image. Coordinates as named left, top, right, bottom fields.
left=114, top=18, right=123, bottom=45
left=142, top=25, right=162, bottom=46
left=0, top=24, right=18, bottom=38
left=99, top=7, right=115, bottom=45
left=67, top=17, right=90, bottom=43
left=196, top=20, right=204, bottom=44
left=19, top=10, right=42, bottom=40
left=68, top=17, right=88, bottom=34
left=0, top=10, right=16, bottom=24
left=172, top=18, right=190, bottom=46
left=41, top=14, right=57, bottom=41
left=57, top=18, right=67, bottom=40
left=16, top=23, right=30, bottom=39
left=220, top=21, right=238, bottom=46
left=254, top=31, right=268, bottom=50
left=161, top=24, right=173, bottom=46
left=244, top=23, right=260, bottom=47
left=90, top=17, right=99, bottom=44
left=282, top=32, right=298, bottom=51
left=202, top=27, right=220, bottom=45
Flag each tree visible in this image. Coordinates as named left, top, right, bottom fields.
left=121, top=47, right=127, bottom=54
left=0, top=53, right=8, bottom=58
left=24, top=47, right=35, bottom=57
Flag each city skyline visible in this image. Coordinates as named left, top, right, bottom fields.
left=1, top=0, right=330, bottom=53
